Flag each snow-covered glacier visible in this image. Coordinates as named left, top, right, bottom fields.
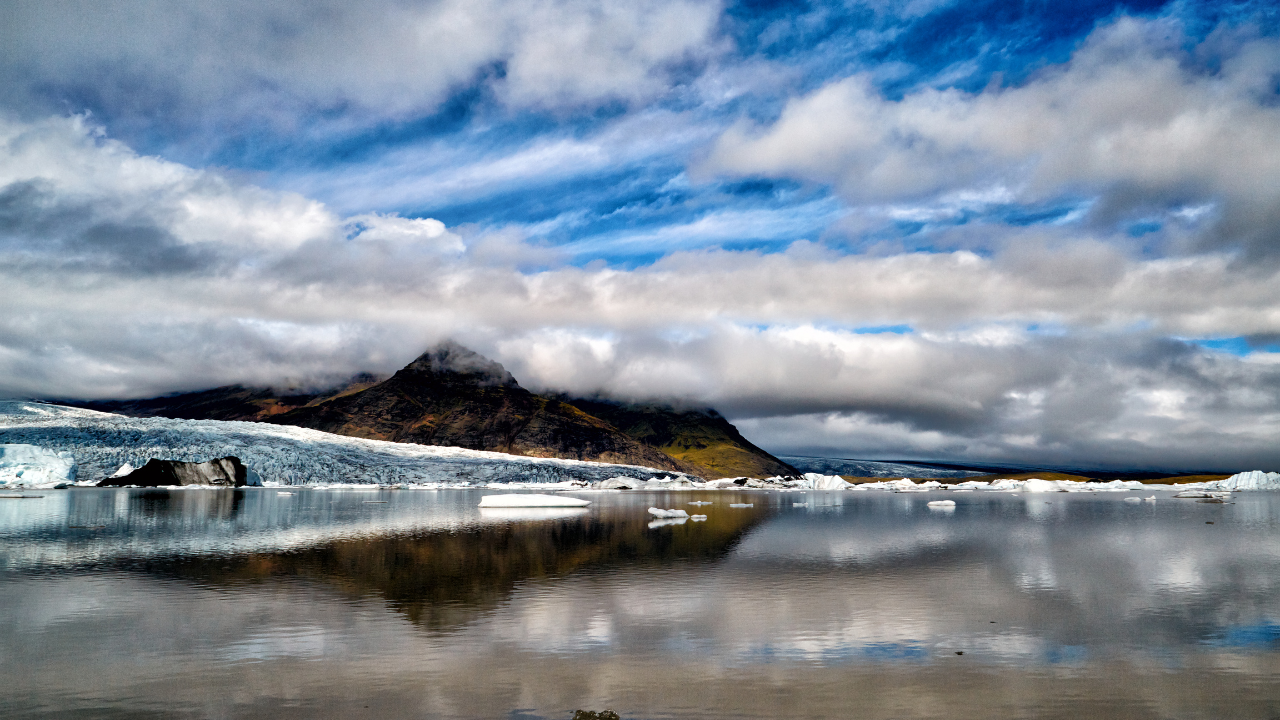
left=0, top=402, right=695, bottom=487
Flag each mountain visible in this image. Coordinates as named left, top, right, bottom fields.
left=71, top=341, right=796, bottom=479
left=565, top=398, right=797, bottom=480
left=265, top=341, right=695, bottom=472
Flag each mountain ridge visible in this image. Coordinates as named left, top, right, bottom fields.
left=72, top=341, right=794, bottom=479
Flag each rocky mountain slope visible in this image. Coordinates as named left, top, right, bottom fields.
left=73, top=341, right=794, bottom=479
left=566, top=398, right=796, bottom=480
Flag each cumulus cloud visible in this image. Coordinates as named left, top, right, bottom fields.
left=3, top=113, right=1280, bottom=469
left=705, top=17, right=1280, bottom=259
left=0, top=0, right=722, bottom=136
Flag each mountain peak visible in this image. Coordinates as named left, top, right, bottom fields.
left=402, top=340, right=518, bottom=388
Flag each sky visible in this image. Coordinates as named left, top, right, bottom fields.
left=2, top=0, right=1280, bottom=471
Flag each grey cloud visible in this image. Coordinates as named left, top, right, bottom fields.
left=0, top=0, right=722, bottom=140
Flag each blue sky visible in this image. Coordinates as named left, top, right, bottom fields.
left=2, top=0, right=1280, bottom=470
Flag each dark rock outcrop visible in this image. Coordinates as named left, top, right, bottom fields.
left=98, top=457, right=248, bottom=487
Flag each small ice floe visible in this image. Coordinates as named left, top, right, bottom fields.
left=479, top=494, right=591, bottom=508
left=729, top=503, right=753, bottom=508
left=1124, top=497, right=1143, bottom=503
left=793, top=502, right=807, bottom=507
left=277, top=491, right=295, bottom=496
left=1143, top=495, right=1156, bottom=502
left=690, top=515, right=707, bottom=521
left=1174, top=490, right=1232, bottom=499
left=927, top=500, right=956, bottom=509
left=648, top=507, right=689, bottom=518
left=688, top=501, right=713, bottom=506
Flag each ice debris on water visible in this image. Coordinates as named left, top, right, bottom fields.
left=648, top=507, right=689, bottom=518
left=927, top=500, right=956, bottom=508
left=690, top=514, right=707, bottom=521
left=729, top=503, right=753, bottom=508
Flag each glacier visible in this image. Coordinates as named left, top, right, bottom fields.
left=0, top=402, right=698, bottom=487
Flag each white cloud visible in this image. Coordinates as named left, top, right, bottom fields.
left=704, top=17, right=1280, bottom=258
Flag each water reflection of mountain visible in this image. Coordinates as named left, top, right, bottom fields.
left=135, top=507, right=768, bottom=631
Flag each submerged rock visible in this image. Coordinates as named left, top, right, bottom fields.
left=98, top=456, right=250, bottom=487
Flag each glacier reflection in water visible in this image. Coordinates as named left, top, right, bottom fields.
left=2, top=488, right=1279, bottom=719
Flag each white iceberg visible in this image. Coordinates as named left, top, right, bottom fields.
left=647, top=507, right=689, bottom=518
left=802, top=472, right=853, bottom=490
left=927, top=500, right=955, bottom=508
left=1209, top=470, right=1280, bottom=491
left=729, top=503, right=753, bottom=508
left=478, top=494, right=591, bottom=508
left=0, top=444, right=77, bottom=488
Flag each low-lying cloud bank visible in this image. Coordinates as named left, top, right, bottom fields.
left=2, top=112, right=1279, bottom=471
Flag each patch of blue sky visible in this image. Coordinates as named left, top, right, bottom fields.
left=552, top=195, right=847, bottom=264
left=1188, top=336, right=1280, bottom=356
left=854, top=325, right=913, bottom=335
left=725, top=0, right=1184, bottom=101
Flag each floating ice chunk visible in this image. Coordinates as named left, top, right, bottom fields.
left=1174, top=490, right=1230, bottom=499
left=277, top=491, right=295, bottom=496
left=729, top=503, right=753, bottom=508
left=688, top=501, right=713, bottom=506
left=1124, top=497, right=1142, bottom=503
left=1144, top=496, right=1156, bottom=502
left=690, top=514, right=707, bottom=521
left=802, top=473, right=853, bottom=490
left=927, top=500, right=956, bottom=508
left=478, top=494, right=591, bottom=508
left=648, top=507, right=689, bottom=518
left=1020, top=479, right=1063, bottom=493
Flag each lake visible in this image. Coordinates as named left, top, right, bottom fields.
left=2, top=488, right=1278, bottom=719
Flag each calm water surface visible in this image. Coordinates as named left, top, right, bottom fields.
left=2, top=488, right=1279, bottom=719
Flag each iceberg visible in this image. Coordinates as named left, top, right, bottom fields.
left=690, top=514, right=707, bottom=521
left=647, top=507, right=689, bottom=518
left=802, top=473, right=854, bottom=490
left=478, top=494, right=591, bottom=508
left=1210, top=470, right=1280, bottom=491
left=0, top=444, right=76, bottom=488
left=927, top=500, right=955, bottom=508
